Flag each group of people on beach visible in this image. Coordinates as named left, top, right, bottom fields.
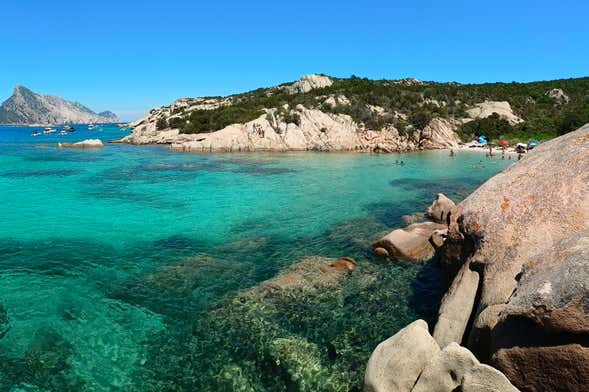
left=252, top=123, right=264, bottom=138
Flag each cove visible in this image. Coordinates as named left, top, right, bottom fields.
left=0, top=125, right=512, bottom=391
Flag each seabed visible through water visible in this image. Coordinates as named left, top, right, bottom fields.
left=0, top=125, right=512, bottom=390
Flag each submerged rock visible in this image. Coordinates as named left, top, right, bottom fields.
left=0, top=302, right=9, bottom=340
left=256, top=256, right=356, bottom=294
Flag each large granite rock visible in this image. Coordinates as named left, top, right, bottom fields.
left=57, top=139, right=104, bottom=149
left=364, top=320, right=440, bottom=392
left=433, top=262, right=479, bottom=348
left=285, top=74, right=333, bottom=94
left=372, top=222, right=447, bottom=261
left=436, top=124, right=589, bottom=389
left=419, top=118, right=461, bottom=150
left=466, top=101, right=523, bottom=125
left=427, top=193, right=456, bottom=223
left=364, top=320, right=518, bottom=392
left=413, top=343, right=518, bottom=392
left=492, top=345, right=589, bottom=392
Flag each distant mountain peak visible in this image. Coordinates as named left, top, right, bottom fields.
left=0, top=86, right=119, bottom=125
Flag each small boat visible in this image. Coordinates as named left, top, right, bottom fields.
left=31, top=131, right=41, bottom=137
left=88, top=124, right=97, bottom=130
left=43, top=127, right=56, bottom=134
left=60, top=130, right=68, bottom=136
left=65, top=126, right=76, bottom=132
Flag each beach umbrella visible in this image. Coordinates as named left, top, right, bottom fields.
left=529, top=139, right=538, bottom=148
left=499, top=140, right=509, bottom=147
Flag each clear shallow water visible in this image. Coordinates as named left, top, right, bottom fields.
left=0, top=125, right=512, bottom=391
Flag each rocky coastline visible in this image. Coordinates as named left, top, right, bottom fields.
left=364, top=123, right=589, bottom=391
left=121, top=105, right=462, bottom=153
left=119, top=74, right=538, bottom=154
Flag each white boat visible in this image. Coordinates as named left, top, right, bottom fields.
left=88, top=124, right=97, bottom=130
left=31, top=131, right=41, bottom=137
left=43, top=127, right=56, bottom=134
left=60, top=130, right=68, bottom=136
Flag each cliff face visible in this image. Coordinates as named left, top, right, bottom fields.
left=0, top=85, right=119, bottom=125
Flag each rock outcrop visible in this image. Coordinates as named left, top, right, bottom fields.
left=0, top=85, right=119, bottom=125
left=466, top=101, right=523, bottom=125
left=124, top=105, right=460, bottom=153
left=435, top=124, right=589, bottom=390
left=545, top=88, right=570, bottom=104
left=285, top=74, right=333, bottom=94
left=364, top=320, right=518, bottom=392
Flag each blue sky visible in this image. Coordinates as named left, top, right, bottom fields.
left=1, top=0, right=588, bottom=121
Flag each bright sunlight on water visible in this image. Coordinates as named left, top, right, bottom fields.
left=0, top=125, right=512, bottom=391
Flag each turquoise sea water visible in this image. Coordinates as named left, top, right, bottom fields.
left=0, top=125, right=511, bottom=391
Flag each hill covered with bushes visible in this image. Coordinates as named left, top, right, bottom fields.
left=134, top=74, right=589, bottom=145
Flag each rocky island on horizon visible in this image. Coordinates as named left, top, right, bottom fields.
left=0, top=85, right=119, bottom=126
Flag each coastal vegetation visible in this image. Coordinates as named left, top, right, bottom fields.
left=165, top=75, right=589, bottom=144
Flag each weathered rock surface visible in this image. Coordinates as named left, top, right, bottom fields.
left=255, top=256, right=356, bottom=294
left=466, top=101, right=523, bottom=125
left=419, top=118, right=461, bottom=149
left=364, top=320, right=518, bottom=392
left=545, top=88, right=570, bottom=104
left=492, top=345, right=589, bottom=392
left=285, top=74, right=333, bottom=94
left=413, top=343, right=518, bottom=392
left=364, top=320, right=440, bottom=392
left=372, top=222, right=447, bottom=261
left=430, top=229, right=448, bottom=248
left=427, top=193, right=456, bottom=223
left=436, top=124, right=589, bottom=389
left=125, top=104, right=460, bottom=153
left=433, top=262, right=479, bottom=348
left=57, top=139, right=104, bottom=149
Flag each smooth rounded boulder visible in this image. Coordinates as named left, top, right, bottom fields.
left=372, top=222, right=447, bottom=261
left=364, top=320, right=440, bottom=392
